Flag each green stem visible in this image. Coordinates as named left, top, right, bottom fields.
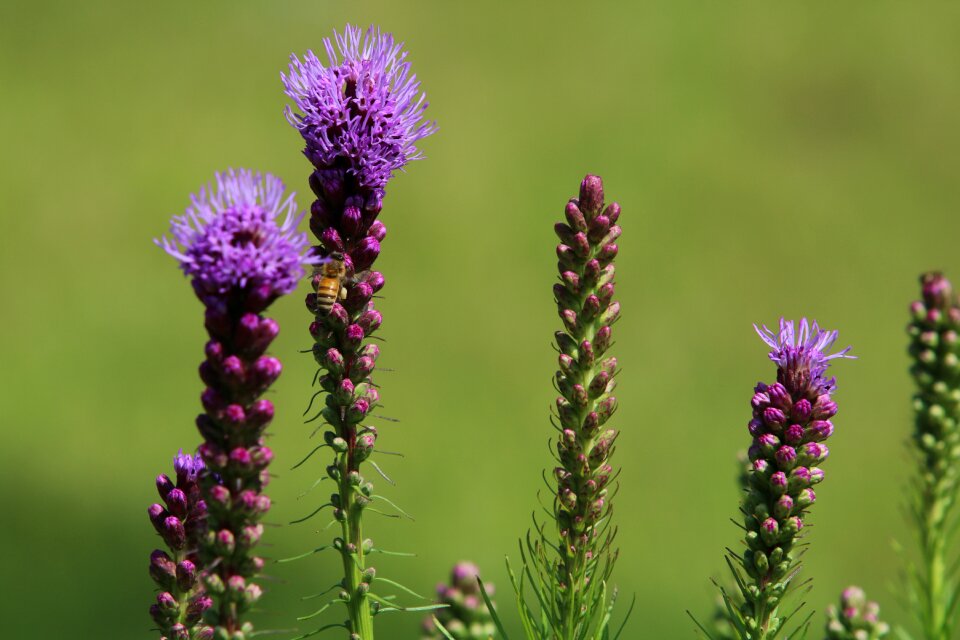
left=922, top=488, right=948, bottom=640
left=338, top=454, right=374, bottom=640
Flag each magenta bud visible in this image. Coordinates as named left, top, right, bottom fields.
left=252, top=356, right=282, bottom=388
left=251, top=446, right=274, bottom=468
left=229, top=447, right=253, bottom=469
left=353, top=237, right=381, bottom=272
left=764, top=407, right=786, bottom=429
left=208, top=484, right=230, bottom=506
left=216, top=529, right=236, bottom=555
left=796, top=488, right=816, bottom=508
left=775, top=445, right=797, bottom=469
left=604, top=202, right=621, bottom=224
left=247, top=399, right=274, bottom=428
left=753, top=458, right=771, bottom=475
left=341, top=205, right=362, bottom=237
left=148, top=504, right=167, bottom=529
left=345, top=282, right=373, bottom=312
left=320, top=227, right=344, bottom=253
left=162, top=516, right=186, bottom=549
left=757, top=433, right=780, bottom=456
left=369, top=220, right=387, bottom=242
left=579, top=174, right=604, bottom=215
left=564, top=202, right=587, bottom=231
left=356, top=434, right=376, bottom=461
left=364, top=271, right=385, bottom=293
left=561, top=308, right=578, bottom=331
left=774, top=494, right=794, bottom=518
left=813, top=395, right=838, bottom=419
left=807, top=420, right=834, bottom=441
left=769, top=471, right=788, bottom=494
left=767, top=383, right=791, bottom=408
left=164, top=488, right=188, bottom=519
left=186, top=595, right=213, bottom=625
left=809, top=467, right=825, bottom=484
left=571, top=232, right=590, bottom=258
left=351, top=356, right=376, bottom=382
left=347, top=399, right=370, bottom=422
left=792, top=398, right=812, bottom=422
left=239, top=524, right=264, bottom=548
left=157, top=591, right=179, bottom=615
left=358, top=310, right=382, bottom=334
left=799, top=442, right=829, bottom=465
left=223, top=404, right=245, bottom=426
left=752, top=391, right=770, bottom=409
left=345, top=324, right=365, bottom=348
left=760, top=517, right=780, bottom=544
left=588, top=371, right=611, bottom=398
left=783, top=516, right=803, bottom=536
left=595, top=325, right=612, bottom=355
left=587, top=214, right=610, bottom=242
left=784, top=424, right=804, bottom=444
left=598, top=243, right=618, bottom=264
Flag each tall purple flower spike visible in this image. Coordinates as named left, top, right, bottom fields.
left=721, top=318, right=853, bottom=639
left=157, top=170, right=314, bottom=639
left=148, top=450, right=213, bottom=640
left=282, top=24, right=435, bottom=640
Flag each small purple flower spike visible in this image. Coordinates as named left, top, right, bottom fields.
left=422, top=562, right=497, bottom=640
left=156, top=170, right=307, bottom=637
left=148, top=450, right=212, bottom=639
left=156, top=169, right=318, bottom=311
left=283, top=24, right=436, bottom=190
left=722, top=318, right=852, bottom=637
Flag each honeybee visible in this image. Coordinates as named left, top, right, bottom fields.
left=312, top=252, right=347, bottom=314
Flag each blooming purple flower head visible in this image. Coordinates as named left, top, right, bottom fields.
left=283, top=24, right=437, bottom=189
left=754, top=318, right=854, bottom=396
left=173, top=449, right=204, bottom=483
left=156, top=169, right=318, bottom=309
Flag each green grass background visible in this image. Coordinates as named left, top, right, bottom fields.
left=2, top=1, right=959, bottom=637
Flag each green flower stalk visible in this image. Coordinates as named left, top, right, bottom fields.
left=421, top=563, right=497, bottom=640
left=513, top=174, right=625, bottom=640
left=824, top=587, right=889, bottom=640
left=907, top=272, right=960, bottom=640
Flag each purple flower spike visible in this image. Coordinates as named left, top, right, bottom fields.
left=722, top=318, right=852, bottom=636
left=283, top=24, right=435, bottom=638
left=147, top=450, right=211, bottom=640
left=284, top=24, right=437, bottom=190
left=422, top=562, right=497, bottom=640
left=156, top=171, right=304, bottom=637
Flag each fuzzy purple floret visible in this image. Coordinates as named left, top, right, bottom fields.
left=754, top=318, right=854, bottom=395
left=173, top=449, right=204, bottom=483
left=156, top=169, right=318, bottom=304
left=283, top=24, right=437, bottom=189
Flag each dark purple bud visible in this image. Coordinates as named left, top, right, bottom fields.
left=341, top=205, right=362, bottom=237
left=164, top=488, right=188, bottom=519
left=598, top=243, right=618, bottom=264
left=748, top=419, right=764, bottom=436
left=604, top=202, right=621, bottom=224
left=149, top=550, right=177, bottom=590
left=345, top=282, right=373, bottom=311
left=156, top=591, right=179, bottom=616
left=353, top=237, right=381, bottom=272
left=156, top=474, right=175, bottom=500
left=148, top=504, right=167, bottom=530
left=589, top=371, right=611, bottom=398
left=751, top=391, right=770, bottom=409
left=162, top=516, right=186, bottom=549
left=579, top=175, right=604, bottom=215
left=554, top=222, right=575, bottom=244
left=594, top=325, right=612, bottom=354
left=200, top=388, right=223, bottom=413
left=587, top=214, right=610, bottom=243
left=767, top=383, right=791, bottom=408
left=176, top=560, right=198, bottom=591
left=571, top=232, right=590, bottom=258
left=186, top=595, right=213, bottom=625
left=221, top=356, right=244, bottom=387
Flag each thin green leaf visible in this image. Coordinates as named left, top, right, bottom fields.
left=277, top=545, right=332, bottom=564
left=478, top=576, right=511, bottom=640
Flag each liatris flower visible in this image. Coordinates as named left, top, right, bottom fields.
left=282, top=24, right=435, bottom=639
left=157, top=169, right=314, bottom=638
left=514, top=174, right=624, bottom=638
left=824, top=587, right=890, bottom=640
left=906, top=272, right=960, bottom=640
left=148, top=450, right=213, bottom=640
left=721, top=319, right=853, bottom=639
left=421, top=562, right=497, bottom=640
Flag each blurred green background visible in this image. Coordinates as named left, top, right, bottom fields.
left=2, top=1, right=959, bottom=637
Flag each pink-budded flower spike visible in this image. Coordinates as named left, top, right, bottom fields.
left=824, top=586, right=890, bottom=639
left=421, top=562, right=498, bottom=640
left=282, top=23, right=435, bottom=640
left=148, top=450, right=214, bottom=640
left=906, top=272, right=960, bottom=640
left=719, top=318, right=852, bottom=639
left=513, top=175, right=626, bottom=638
left=156, top=170, right=313, bottom=639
